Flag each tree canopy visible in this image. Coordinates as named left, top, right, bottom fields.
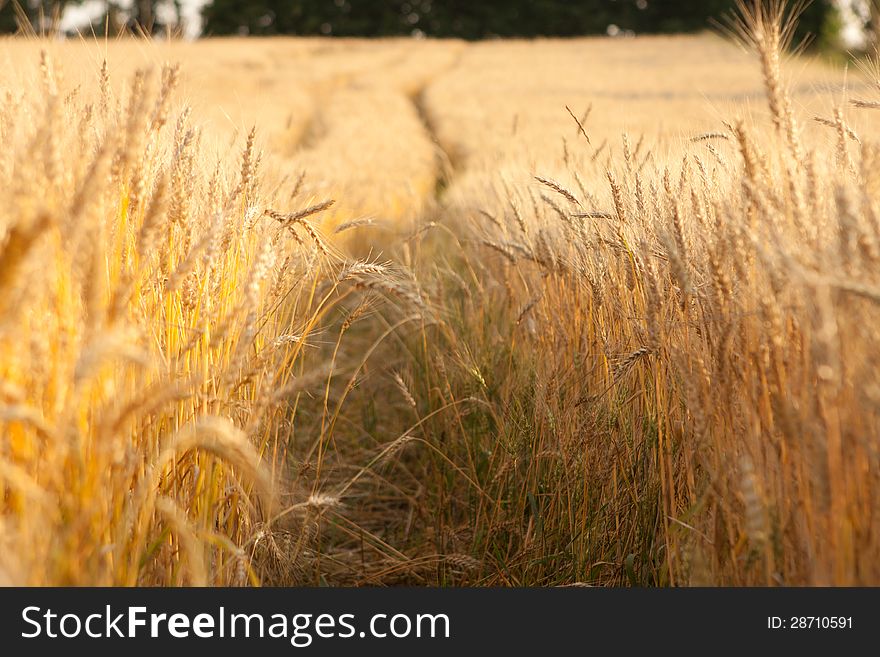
left=0, top=0, right=844, bottom=45
left=200, top=0, right=839, bottom=45
left=0, top=0, right=67, bottom=33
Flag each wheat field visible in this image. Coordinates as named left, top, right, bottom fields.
left=2, top=2, right=880, bottom=586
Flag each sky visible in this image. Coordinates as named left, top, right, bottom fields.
left=61, top=0, right=208, bottom=39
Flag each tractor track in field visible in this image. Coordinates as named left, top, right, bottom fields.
left=273, top=43, right=468, bottom=233
left=400, top=42, right=467, bottom=207
left=411, top=84, right=457, bottom=204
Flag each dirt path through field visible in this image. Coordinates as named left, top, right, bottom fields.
left=270, top=41, right=468, bottom=237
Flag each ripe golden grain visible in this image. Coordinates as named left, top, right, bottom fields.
left=3, top=1, right=880, bottom=587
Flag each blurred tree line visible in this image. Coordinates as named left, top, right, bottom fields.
left=0, top=0, right=869, bottom=49
left=199, top=0, right=840, bottom=45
